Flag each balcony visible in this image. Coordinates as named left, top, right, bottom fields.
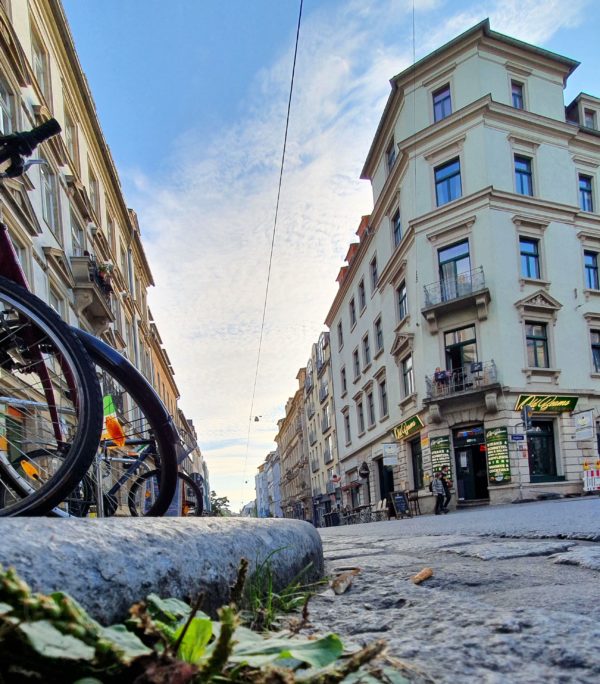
left=70, top=254, right=115, bottom=335
left=425, top=360, right=498, bottom=401
left=421, top=267, right=490, bottom=333
left=319, top=383, right=329, bottom=403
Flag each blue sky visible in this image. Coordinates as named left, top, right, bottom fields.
left=62, top=0, right=599, bottom=511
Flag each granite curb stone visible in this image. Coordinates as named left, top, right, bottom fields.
left=0, top=517, right=323, bottom=623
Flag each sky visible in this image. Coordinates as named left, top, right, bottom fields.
left=61, top=0, right=600, bottom=511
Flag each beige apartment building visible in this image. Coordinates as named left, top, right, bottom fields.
left=304, top=331, right=341, bottom=526
left=276, top=368, right=312, bottom=521
left=0, top=0, right=207, bottom=491
left=326, top=20, right=600, bottom=513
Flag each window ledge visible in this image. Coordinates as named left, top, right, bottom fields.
left=374, top=347, right=384, bottom=360
left=395, top=314, right=411, bottom=332
left=340, top=389, right=347, bottom=399
left=359, top=305, right=367, bottom=317
left=583, top=288, right=600, bottom=301
left=363, top=362, right=372, bottom=373
left=350, top=322, right=357, bottom=333
left=399, top=392, right=417, bottom=409
left=591, top=372, right=600, bottom=379
left=379, top=413, right=389, bottom=423
left=357, top=430, right=366, bottom=438
left=522, top=367, right=561, bottom=383
left=367, top=422, right=376, bottom=431
left=353, top=374, right=361, bottom=384
left=519, top=277, right=550, bottom=291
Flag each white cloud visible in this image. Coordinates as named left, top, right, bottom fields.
left=125, top=0, right=589, bottom=511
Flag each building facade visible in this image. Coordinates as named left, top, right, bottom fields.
left=326, top=20, right=600, bottom=512
left=264, top=449, right=282, bottom=518
left=0, top=0, right=208, bottom=500
left=276, top=368, right=312, bottom=521
left=304, top=332, right=342, bottom=526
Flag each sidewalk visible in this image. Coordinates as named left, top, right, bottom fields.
left=306, top=497, right=600, bottom=683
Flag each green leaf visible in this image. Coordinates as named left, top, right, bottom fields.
left=175, top=617, right=214, bottom=663
left=99, top=624, right=152, bottom=664
left=230, top=631, right=343, bottom=669
left=0, top=601, right=13, bottom=615
left=73, top=679, right=104, bottom=684
left=146, top=594, right=194, bottom=624
left=287, top=635, right=344, bottom=668
left=20, top=620, right=95, bottom=661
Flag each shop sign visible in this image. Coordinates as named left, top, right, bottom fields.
left=574, top=410, right=594, bottom=441
left=358, top=461, right=370, bottom=478
left=430, top=436, right=451, bottom=473
left=515, top=394, right=578, bottom=413
left=393, top=414, right=424, bottom=441
left=485, top=427, right=511, bottom=485
left=382, top=443, right=400, bottom=466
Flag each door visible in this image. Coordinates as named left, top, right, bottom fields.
left=445, top=325, right=477, bottom=391
left=528, top=421, right=558, bottom=482
left=438, top=240, right=471, bottom=301
left=455, top=445, right=489, bottom=501
left=377, top=459, right=395, bottom=514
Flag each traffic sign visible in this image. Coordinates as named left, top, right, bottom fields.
left=510, top=434, right=525, bottom=441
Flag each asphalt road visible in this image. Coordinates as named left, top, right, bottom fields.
left=305, top=496, right=600, bottom=683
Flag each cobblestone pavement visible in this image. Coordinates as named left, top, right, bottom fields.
left=305, top=497, right=600, bottom=683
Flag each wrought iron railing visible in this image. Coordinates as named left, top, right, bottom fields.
left=425, top=360, right=497, bottom=399
left=423, top=266, right=486, bottom=308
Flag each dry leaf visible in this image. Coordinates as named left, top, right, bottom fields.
left=330, top=568, right=361, bottom=595
left=411, top=567, right=433, bottom=584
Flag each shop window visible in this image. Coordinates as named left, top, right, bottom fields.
left=433, top=84, right=452, bottom=122
left=435, top=158, right=461, bottom=206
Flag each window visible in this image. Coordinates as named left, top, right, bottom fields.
left=379, top=378, right=388, bottom=417
left=48, top=288, right=64, bottom=317
left=353, top=348, right=360, bottom=379
left=435, top=158, right=461, bottom=206
left=357, top=401, right=365, bottom=434
left=445, top=325, right=477, bottom=382
left=392, top=209, right=402, bottom=247
left=106, top=210, right=115, bottom=251
left=31, top=30, right=50, bottom=103
left=520, top=237, right=540, bottom=279
left=515, top=155, right=533, bottom=196
left=526, top=322, right=549, bottom=368
left=64, top=109, right=78, bottom=168
left=585, top=251, right=599, bottom=290
left=366, top=391, right=376, bottom=427
left=374, top=316, right=383, bottom=351
left=343, top=412, right=351, bottom=444
left=386, top=140, right=397, bottom=171
left=40, top=159, right=60, bottom=239
left=584, top=109, right=596, bottom=129
left=89, top=168, right=100, bottom=218
left=370, top=256, right=378, bottom=292
left=511, top=81, right=524, bottom=109
left=433, top=84, right=452, bottom=122
left=592, top=331, right=600, bottom=372
left=0, top=75, right=13, bottom=135
left=362, top=333, right=371, bottom=366
left=349, top=298, right=357, bottom=327
left=402, top=355, right=415, bottom=396
left=358, top=279, right=366, bottom=311
left=579, top=175, right=594, bottom=212
left=397, top=281, right=408, bottom=321
left=70, top=211, right=85, bottom=256
left=438, top=240, right=471, bottom=301
left=340, top=366, right=347, bottom=394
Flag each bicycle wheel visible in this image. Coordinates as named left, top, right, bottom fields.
left=0, top=276, right=103, bottom=516
left=74, top=329, right=179, bottom=517
left=128, top=470, right=203, bottom=517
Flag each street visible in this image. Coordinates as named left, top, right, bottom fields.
left=306, top=497, right=600, bottom=683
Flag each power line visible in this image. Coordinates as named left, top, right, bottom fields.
left=241, top=0, right=304, bottom=492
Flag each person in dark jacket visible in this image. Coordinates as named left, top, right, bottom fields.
left=441, top=466, right=452, bottom=513
left=431, top=472, right=445, bottom=515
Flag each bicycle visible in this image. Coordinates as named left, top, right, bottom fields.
left=0, top=119, right=104, bottom=515
left=0, top=120, right=180, bottom=516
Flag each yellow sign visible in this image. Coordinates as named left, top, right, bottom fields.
left=514, top=394, right=578, bottom=412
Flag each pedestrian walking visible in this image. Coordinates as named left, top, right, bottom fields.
left=441, top=466, right=452, bottom=513
left=431, top=472, right=445, bottom=515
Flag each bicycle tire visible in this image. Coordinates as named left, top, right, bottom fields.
left=128, top=470, right=203, bottom=517
left=74, top=329, right=179, bottom=517
left=0, top=276, right=103, bottom=516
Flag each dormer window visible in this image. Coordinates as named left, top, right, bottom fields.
left=584, top=109, right=596, bottom=129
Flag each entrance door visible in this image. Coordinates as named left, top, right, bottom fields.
left=528, top=420, right=559, bottom=482
left=455, top=445, right=489, bottom=501
left=377, top=459, right=395, bottom=514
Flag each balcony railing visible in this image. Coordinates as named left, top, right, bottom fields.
left=425, top=360, right=498, bottom=400
left=70, top=254, right=115, bottom=334
left=423, top=266, right=486, bottom=308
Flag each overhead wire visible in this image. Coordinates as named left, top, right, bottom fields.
left=240, top=0, right=304, bottom=498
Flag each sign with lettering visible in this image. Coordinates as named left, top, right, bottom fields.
left=390, top=490, right=411, bottom=518
left=515, top=395, right=578, bottom=413
left=382, top=443, right=400, bottom=466
left=485, top=427, right=511, bottom=485
left=430, top=436, right=451, bottom=473
left=575, top=410, right=594, bottom=441
left=393, top=414, right=424, bottom=441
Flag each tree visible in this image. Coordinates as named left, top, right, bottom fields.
left=210, top=491, right=231, bottom=517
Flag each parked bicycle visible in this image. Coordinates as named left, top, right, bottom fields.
left=0, top=120, right=181, bottom=516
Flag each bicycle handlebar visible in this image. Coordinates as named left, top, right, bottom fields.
left=0, top=118, right=62, bottom=177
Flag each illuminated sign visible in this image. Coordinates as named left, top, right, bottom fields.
left=393, top=415, right=424, bottom=440
left=514, top=395, right=578, bottom=413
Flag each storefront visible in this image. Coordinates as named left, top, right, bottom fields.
left=452, top=425, right=488, bottom=502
